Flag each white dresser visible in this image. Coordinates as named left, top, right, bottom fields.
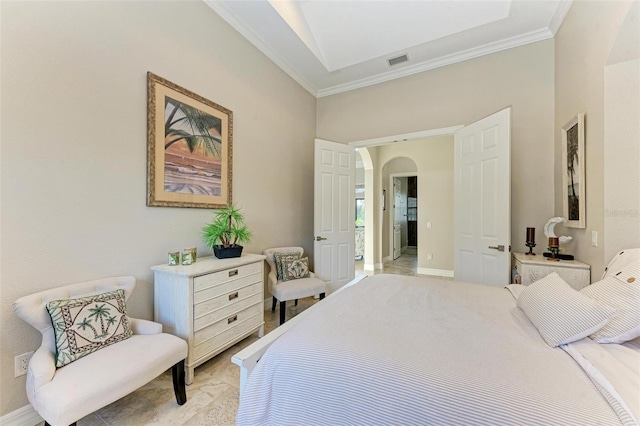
left=152, top=253, right=265, bottom=384
left=511, top=252, right=591, bottom=290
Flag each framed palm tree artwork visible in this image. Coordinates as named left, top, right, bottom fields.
left=561, top=113, right=585, bottom=228
left=147, top=72, right=232, bottom=208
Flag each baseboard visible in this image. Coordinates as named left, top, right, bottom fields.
left=1, top=404, right=42, bottom=426
left=363, top=263, right=375, bottom=271
left=375, top=262, right=384, bottom=270
left=382, top=256, right=391, bottom=263
left=417, top=267, right=454, bottom=278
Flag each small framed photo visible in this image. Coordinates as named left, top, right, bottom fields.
left=561, top=113, right=585, bottom=228
left=147, top=72, right=232, bottom=209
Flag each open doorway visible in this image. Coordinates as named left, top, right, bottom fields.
left=389, top=169, right=418, bottom=265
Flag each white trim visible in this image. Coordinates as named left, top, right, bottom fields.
left=375, top=262, right=384, bottom=270
left=382, top=256, right=391, bottom=263
left=206, top=0, right=562, bottom=99
left=548, top=1, right=573, bottom=35
left=317, top=28, right=555, bottom=97
left=363, top=263, right=375, bottom=271
left=418, top=268, right=455, bottom=278
left=389, top=173, right=417, bottom=262
left=204, top=0, right=318, bottom=96
left=0, top=404, right=42, bottom=426
left=350, top=126, right=463, bottom=148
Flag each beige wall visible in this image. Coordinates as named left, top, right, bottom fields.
left=603, top=1, right=639, bottom=261
left=0, top=1, right=316, bottom=416
left=554, top=0, right=636, bottom=277
left=375, top=137, right=454, bottom=272
left=318, top=40, right=556, bottom=267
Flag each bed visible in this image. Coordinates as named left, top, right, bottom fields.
left=233, top=258, right=640, bottom=425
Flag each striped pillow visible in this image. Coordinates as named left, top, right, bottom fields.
left=580, top=268, right=640, bottom=344
left=517, top=273, right=616, bottom=347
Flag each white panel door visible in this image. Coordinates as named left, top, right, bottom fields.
left=393, top=177, right=402, bottom=259
left=314, top=139, right=355, bottom=292
left=454, top=108, right=511, bottom=286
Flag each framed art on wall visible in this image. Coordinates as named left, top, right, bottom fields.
left=147, top=72, right=232, bottom=208
left=561, top=113, right=585, bottom=228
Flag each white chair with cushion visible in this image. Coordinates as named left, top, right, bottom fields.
left=13, top=276, right=188, bottom=426
left=263, top=247, right=326, bottom=325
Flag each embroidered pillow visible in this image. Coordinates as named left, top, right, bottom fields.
left=281, top=257, right=311, bottom=281
left=581, top=273, right=640, bottom=343
left=517, top=273, right=616, bottom=347
left=274, top=252, right=301, bottom=281
left=46, top=289, right=132, bottom=367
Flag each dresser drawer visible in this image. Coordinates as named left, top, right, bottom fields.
left=193, top=302, right=262, bottom=346
left=194, top=281, right=262, bottom=318
left=194, top=292, right=263, bottom=331
left=193, top=307, right=263, bottom=360
left=194, top=261, right=262, bottom=292
left=194, top=271, right=261, bottom=304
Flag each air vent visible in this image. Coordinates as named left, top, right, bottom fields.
left=387, top=54, right=409, bottom=67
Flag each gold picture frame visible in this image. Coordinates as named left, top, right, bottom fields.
left=147, top=72, right=232, bottom=208
left=561, top=113, right=585, bottom=228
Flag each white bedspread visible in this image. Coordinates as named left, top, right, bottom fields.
left=237, top=275, right=635, bottom=425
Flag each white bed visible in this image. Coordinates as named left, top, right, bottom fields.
left=233, top=273, right=640, bottom=425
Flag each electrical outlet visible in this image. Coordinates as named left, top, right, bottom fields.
left=15, top=351, right=33, bottom=377
left=427, top=253, right=433, bottom=260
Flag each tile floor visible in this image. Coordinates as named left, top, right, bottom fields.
left=49, top=249, right=431, bottom=426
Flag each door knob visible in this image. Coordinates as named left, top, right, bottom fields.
left=488, top=245, right=505, bottom=252
left=315, top=236, right=327, bottom=241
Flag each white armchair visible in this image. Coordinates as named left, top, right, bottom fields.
left=263, top=247, right=326, bottom=325
left=13, top=276, right=188, bottom=426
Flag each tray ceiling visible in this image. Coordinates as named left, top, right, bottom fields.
left=205, top=0, right=572, bottom=97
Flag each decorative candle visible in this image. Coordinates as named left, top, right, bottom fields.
left=181, top=250, right=193, bottom=265
left=168, top=251, right=180, bottom=266
left=185, top=246, right=197, bottom=262
left=526, top=227, right=535, bottom=244
left=548, top=237, right=559, bottom=248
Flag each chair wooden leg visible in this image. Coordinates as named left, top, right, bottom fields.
left=271, top=296, right=277, bottom=312
left=279, top=300, right=286, bottom=325
left=172, top=360, right=187, bottom=405
left=319, top=292, right=325, bottom=300
left=295, top=299, right=298, bottom=306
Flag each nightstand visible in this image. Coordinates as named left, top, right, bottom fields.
left=511, top=252, right=591, bottom=290
left=152, top=253, right=265, bottom=384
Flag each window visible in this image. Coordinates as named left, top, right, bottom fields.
left=355, top=198, right=365, bottom=227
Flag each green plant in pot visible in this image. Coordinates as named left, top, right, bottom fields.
left=202, top=204, right=253, bottom=259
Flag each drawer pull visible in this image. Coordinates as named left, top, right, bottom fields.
left=229, top=292, right=239, bottom=301
left=227, top=315, right=238, bottom=324
left=229, top=269, right=238, bottom=277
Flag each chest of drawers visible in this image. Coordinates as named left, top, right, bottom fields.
left=152, top=253, right=265, bottom=384
left=511, top=252, right=590, bottom=290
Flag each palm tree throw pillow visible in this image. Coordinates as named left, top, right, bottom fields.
left=281, top=257, right=311, bottom=281
left=46, top=289, right=133, bottom=367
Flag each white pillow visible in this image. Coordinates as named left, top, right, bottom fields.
left=602, top=249, right=640, bottom=279
left=517, top=273, right=616, bottom=347
left=581, top=273, right=640, bottom=344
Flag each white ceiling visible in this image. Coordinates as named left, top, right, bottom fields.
left=205, top=0, right=572, bottom=98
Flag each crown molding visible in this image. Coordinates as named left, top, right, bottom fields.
left=318, top=27, right=555, bottom=97
left=204, top=0, right=319, bottom=96
left=548, top=1, right=573, bottom=35
left=207, top=1, right=566, bottom=99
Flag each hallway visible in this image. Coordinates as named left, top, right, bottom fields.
left=355, top=247, right=418, bottom=277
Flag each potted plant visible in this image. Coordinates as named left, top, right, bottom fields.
left=202, top=204, right=253, bottom=259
